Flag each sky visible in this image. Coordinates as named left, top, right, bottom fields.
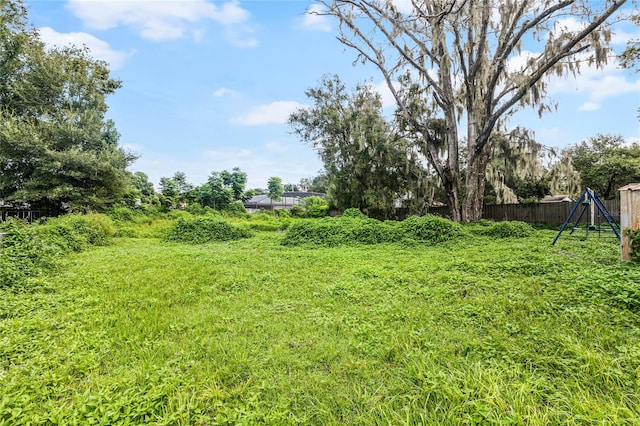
left=24, top=0, right=640, bottom=190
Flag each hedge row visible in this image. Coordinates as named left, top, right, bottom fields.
left=0, top=214, right=115, bottom=289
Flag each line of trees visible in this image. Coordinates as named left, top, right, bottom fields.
left=290, top=73, right=640, bottom=219
left=0, top=0, right=135, bottom=212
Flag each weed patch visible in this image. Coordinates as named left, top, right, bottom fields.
left=478, top=220, right=534, bottom=238
left=163, top=217, right=253, bottom=244
left=282, top=214, right=462, bottom=247
left=2, top=233, right=639, bottom=423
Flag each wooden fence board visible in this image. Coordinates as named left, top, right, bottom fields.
left=428, top=199, right=620, bottom=226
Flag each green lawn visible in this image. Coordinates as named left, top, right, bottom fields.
left=1, top=230, right=640, bottom=424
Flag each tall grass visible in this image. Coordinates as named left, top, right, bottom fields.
left=1, top=226, right=639, bottom=423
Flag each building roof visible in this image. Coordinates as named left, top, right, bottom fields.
left=540, top=195, right=574, bottom=203
left=245, top=195, right=301, bottom=208
left=619, top=183, right=640, bottom=191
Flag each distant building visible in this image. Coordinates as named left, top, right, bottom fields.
left=540, top=195, right=574, bottom=203
left=244, top=191, right=326, bottom=212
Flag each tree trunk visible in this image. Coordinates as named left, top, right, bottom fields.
left=444, top=174, right=462, bottom=223
left=462, top=144, right=491, bottom=222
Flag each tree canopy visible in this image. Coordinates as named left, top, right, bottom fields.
left=319, top=0, right=627, bottom=221
left=290, top=75, right=434, bottom=218
left=0, top=0, right=133, bottom=211
left=566, top=134, right=640, bottom=199
left=267, top=176, right=284, bottom=202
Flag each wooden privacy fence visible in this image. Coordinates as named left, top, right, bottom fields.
left=429, top=199, right=621, bottom=226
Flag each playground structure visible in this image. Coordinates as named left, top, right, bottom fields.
left=552, top=188, right=620, bottom=246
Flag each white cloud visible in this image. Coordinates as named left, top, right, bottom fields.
left=213, top=87, right=237, bottom=97
left=265, top=141, right=288, bottom=153
left=578, top=101, right=601, bottom=111
left=370, top=80, right=399, bottom=109
left=390, top=0, right=414, bottom=15
left=300, top=4, right=331, bottom=32
left=506, top=50, right=537, bottom=73
left=205, top=148, right=253, bottom=160
left=548, top=56, right=640, bottom=109
left=38, top=26, right=132, bottom=70
left=233, top=101, right=305, bottom=125
left=67, top=0, right=254, bottom=44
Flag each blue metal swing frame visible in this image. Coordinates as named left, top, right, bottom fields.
left=552, top=188, right=620, bottom=245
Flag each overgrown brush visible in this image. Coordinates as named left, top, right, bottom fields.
left=480, top=221, right=534, bottom=238
left=41, top=214, right=114, bottom=248
left=0, top=214, right=115, bottom=289
left=398, top=215, right=463, bottom=244
left=163, top=217, right=253, bottom=244
left=243, top=212, right=292, bottom=232
left=282, top=217, right=395, bottom=246
left=282, top=213, right=462, bottom=247
left=0, top=219, right=60, bottom=288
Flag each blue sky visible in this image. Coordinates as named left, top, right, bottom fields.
left=25, top=0, right=640, bottom=190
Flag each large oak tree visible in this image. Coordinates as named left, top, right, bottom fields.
left=318, top=0, right=627, bottom=221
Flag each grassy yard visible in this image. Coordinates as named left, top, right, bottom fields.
left=1, top=229, right=640, bottom=424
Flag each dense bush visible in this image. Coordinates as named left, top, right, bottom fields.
left=282, top=217, right=394, bottom=246
left=480, top=221, right=534, bottom=238
left=302, top=196, right=329, bottom=218
left=0, top=219, right=60, bottom=288
left=289, top=205, right=305, bottom=217
left=163, top=217, right=253, bottom=244
left=0, top=214, right=115, bottom=289
left=282, top=214, right=462, bottom=247
left=41, top=214, right=115, bottom=247
left=398, top=215, right=463, bottom=244
left=244, top=212, right=291, bottom=232
left=342, top=208, right=367, bottom=219
left=223, top=201, right=249, bottom=217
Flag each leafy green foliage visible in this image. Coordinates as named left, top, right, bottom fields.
left=282, top=214, right=462, bottom=247
left=267, top=176, right=284, bottom=202
left=0, top=214, right=114, bottom=288
left=0, top=2, right=133, bottom=210
left=0, top=219, right=60, bottom=288
left=162, top=217, right=252, bottom=244
left=480, top=221, right=535, bottom=238
left=193, top=168, right=248, bottom=211
left=398, top=215, right=463, bottom=244
left=566, top=134, right=640, bottom=199
left=341, top=207, right=367, bottom=218
left=301, top=196, right=329, bottom=218
left=38, top=214, right=114, bottom=251
left=242, top=211, right=292, bottom=232
left=624, top=229, right=640, bottom=261
left=281, top=217, right=396, bottom=246
left=2, top=231, right=640, bottom=423
left=289, top=75, right=433, bottom=218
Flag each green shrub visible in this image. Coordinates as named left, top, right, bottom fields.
left=113, top=226, right=140, bottom=238
left=303, top=196, right=329, bottom=218
left=481, top=221, right=534, bottom=238
left=163, top=217, right=253, bottom=244
left=342, top=208, right=367, bottom=219
left=282, top=217, right=397, bottom=247
left=398, top=215, right=463, bottom=244
left=223, top=201, right=249, bottom=218
left=0, top=214, right=114, bottom=289
left=185, top=203, right=207, bottom=215
left=0, top=219, right=63, bottom=288
left=289, top=205, right=305, bottom=218
left=282, top=214, right=463, bottom=247
left=108, top=206, right=138, bottom=222
left=43, top=214, right=114, bottom=247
